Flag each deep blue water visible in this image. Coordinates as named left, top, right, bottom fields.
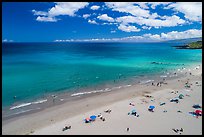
left=2, top=41, right=202, bottom=107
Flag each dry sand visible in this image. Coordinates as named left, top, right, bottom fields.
left=2, top=64, right=202, bottom=135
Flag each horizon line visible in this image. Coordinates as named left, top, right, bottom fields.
left=2, top=37, right=202, bottom=43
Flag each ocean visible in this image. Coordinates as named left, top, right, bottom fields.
left=2, top=41, right=202, bottom=116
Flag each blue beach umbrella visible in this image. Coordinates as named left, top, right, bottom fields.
left=90, top=115, right=97, bottom=121
left=149, top=105, right=155, bottom=109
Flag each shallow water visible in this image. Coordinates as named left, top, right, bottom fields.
left=2, top=41, right=202, bottom=110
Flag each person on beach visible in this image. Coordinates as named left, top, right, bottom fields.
left=172, top=128, right=183, bottom=134
left=104, top=109, right=111, bottom=113
left=127, top=128, right=129, bottom=132
left=98, top=113, right=102, bottom=117
left=129, top=102, right=135, bottom=106
left=62, top=125, right=71, bottom=131
left=133, top=112, right=139, bottom=117
left=148, top=108, right=154, bottom=112
left=172, top=128, right=180, bottom=133
left=99, top=115, right=105, bottom=121
left=52, top=95, right=57, bottom=104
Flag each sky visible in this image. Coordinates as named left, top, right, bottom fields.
left=2, top=2, right=202, bottom=42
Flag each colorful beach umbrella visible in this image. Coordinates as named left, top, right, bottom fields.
left=149, top=105, right=155, bottom=109
left=90, top=115, right=97, bottom=121
left=85, top=118, right=90, bottom=121
left=195, top=110, right=202, bottom=115
left=179, top=94, right=184, bottom=99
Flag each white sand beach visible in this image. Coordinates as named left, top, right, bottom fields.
left=2, top=64, right=202, bottom=135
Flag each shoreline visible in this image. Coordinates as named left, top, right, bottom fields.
left=2, top=62, right=202, bottom=135
left=2, top=62, right=198, bottom=118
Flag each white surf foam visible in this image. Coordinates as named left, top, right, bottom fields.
left=160, top=75, right=167, bottom=78
left=71, top=84, right=132, bottom=97
left=32, top=99, right=47, bottom=104
left=10, top=99, right=47, bottom=110
left=10, top=103, right=32, bottom=110
left=140, top=80, right=154, bottom=84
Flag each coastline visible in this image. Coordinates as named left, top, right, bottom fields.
left=2, top=62, right=202, bottom=135
left=2, top=61, right=198, bottom=118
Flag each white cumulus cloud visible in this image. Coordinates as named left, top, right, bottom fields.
left=118, top=24, right=140, bottom=32
left=88, top=19, right=98, bottom=24
left=160, top=29, right=202, bottom=40
left=36, top=16, right=58, bottom=22
left=142, top=26, right=152, bottom=30
left=54, top=29, right=202, bottom=42
left=90, top=5, right=100, bottom=10
left=166, top=2, right=202, bottom=22
left=105, top=2, right=150, bottom=18
left=124, top=29, right=202, bottom=41
left=104, top=2, right=187, bottom=30
left=33, top=2, right=89, bottom=22
left=82, top=14, right=90, bottom=19
left=48, top=2, right=89, bottom=17
left=32, top=10, right=48, bottom=16
left=116, top=15, right=186, bottom=28
left=97, top=14, right=115, bottom=22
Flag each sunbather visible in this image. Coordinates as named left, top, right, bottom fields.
left=62, top=125, right=71, bottom=131
left=104, top=109, right=111, bottom=113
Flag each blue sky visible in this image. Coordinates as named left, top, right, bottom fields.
left=2, top=2, right=202, bottom=42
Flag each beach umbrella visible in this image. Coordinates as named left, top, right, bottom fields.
left=90, top=115, right=97, bottom=121
left=85, top=118, right=90, bottom=122
left=149, top=105, right=155, bottom=109
left=192, top=104, right=201, bottom=109
left=131, top=109, right=136, bottom=113
left=195, top=110, right=202, bottom=115
left=179, top=94, right=184, bottom=99
left=132, top=109, right=136, bottom=112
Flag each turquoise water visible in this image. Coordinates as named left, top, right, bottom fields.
left=2, top=41, right=202, bottom=107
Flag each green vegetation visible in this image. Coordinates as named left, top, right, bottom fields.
left=172, top=40, right=202, bottom=49
left=187, top=41, right=202, bottom=49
